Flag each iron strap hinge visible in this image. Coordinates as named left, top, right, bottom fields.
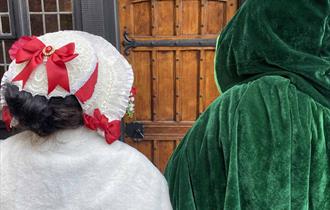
left=123, top=31, right=217, bottom=55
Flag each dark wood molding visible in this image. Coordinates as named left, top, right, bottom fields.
left=78, top=0, right=120, bottom=49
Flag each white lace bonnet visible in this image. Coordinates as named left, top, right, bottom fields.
left=0, top=31, right=134, bottom=143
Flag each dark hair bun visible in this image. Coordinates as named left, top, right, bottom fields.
left=4, top=83, right=83, bottom=136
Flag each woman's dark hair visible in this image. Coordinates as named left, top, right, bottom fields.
left=4, top=83, right=83, bottom=136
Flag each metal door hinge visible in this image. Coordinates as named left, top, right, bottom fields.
left=123, top=31, right=216, bottom=55
left=125, top=122, right=144, bottom=141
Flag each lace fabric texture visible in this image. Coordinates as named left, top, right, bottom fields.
left=76, top=32, right=134, bottom=121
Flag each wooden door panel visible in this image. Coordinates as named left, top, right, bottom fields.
left=132, top=51, right=152, bottom=120
left=131, top=1, right=152, bottom=36
left=181, top=0, right=201, bottom=35
left=129, top=48, right=217, bottom=122
left=122, top=0, right=237, bottom=39
left=155, top=140, right=177, bottom=172
left=206, top=1, right=226, bottom=34
left=180, top=50, right=199, bottom=121
left=155, top=0, right=175, bottom=36
left=119, top=0, right=238, bottom=171
left=155, top=51, right=175, bottom=121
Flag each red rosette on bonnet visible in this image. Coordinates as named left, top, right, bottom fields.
left=0, top=31, right=134, bottom=144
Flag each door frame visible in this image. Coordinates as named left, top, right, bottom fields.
left=74, top=0, right=121, bottom=49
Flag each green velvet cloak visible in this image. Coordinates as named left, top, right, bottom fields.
left=164, top=0, right=330, bottom=209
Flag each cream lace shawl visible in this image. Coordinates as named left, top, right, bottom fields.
left=0, top=127, right=172, bottom=210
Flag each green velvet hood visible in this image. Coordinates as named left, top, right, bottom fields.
left=215, top=0, right=330, bottom=108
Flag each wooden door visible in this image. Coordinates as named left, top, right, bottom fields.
left=118, top=0, right=238, bottom=172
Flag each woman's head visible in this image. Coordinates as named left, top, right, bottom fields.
left=4, top=83, right=83, bottom=136
left=1, top=31, right=133, bottom=143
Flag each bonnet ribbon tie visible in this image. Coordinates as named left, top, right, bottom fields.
left=2, top=106, right=12, bottom=131
left=83, top=109, right=121, bottom=144
left=13, top=37, right=78, bottom=94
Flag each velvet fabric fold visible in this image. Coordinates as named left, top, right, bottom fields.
left=165, top=76, right=330, bottom=209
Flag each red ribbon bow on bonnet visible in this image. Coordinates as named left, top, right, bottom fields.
left=10, top=36, right=78, bottom=94
left=83, top=109, right=121, bottom=144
